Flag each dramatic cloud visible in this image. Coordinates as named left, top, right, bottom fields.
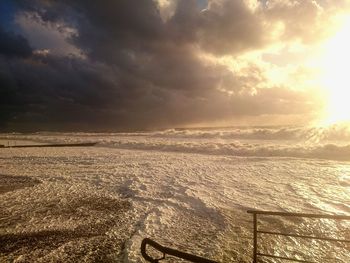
left=0, top=26, right=32, bottom=58
left=15, top=12, right=82, bottom=57
left=0, top=0, right=349, bottom=131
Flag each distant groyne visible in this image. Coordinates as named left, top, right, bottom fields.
left=1, top=142, right=97, bottom=148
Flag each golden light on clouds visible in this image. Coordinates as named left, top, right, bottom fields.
left=318, top=16, right=350, bottom=125
left=4, top=0, right=350, bottom=130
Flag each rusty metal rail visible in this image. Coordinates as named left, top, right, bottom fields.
left=141, top=238, right=218, bottom=263
left=247, top=210, right=350, bottom=263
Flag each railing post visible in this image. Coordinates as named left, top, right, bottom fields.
left=247, top=210, right=350, bottom=263
left=253, top=213, right=258, bottom=263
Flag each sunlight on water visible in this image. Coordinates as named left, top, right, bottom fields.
left=0, top=127, right=349, bottom=262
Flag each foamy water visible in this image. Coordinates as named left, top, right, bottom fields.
left=0, top=126, right=349, bottom=262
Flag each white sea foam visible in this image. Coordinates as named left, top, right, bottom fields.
left=0, top=127, right=349, bottom=262
left=2, top=125, right=350, bottom=161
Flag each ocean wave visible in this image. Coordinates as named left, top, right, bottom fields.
left=2, top=125, right=350, bottom=161
left=100, top=140, right=350, bottom=161
left=151, top=125, right=350, bottom=142
left=2, top=124, right=350, bottom=142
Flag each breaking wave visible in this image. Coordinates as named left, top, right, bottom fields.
left=2, top=124, right=350, bottom=161
left=150, top=124, right=350, bottom=142
left=102, top=140, right=350, bottom=161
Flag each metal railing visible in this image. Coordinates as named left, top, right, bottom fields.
left=141, top=238, right=218, bottom=263
left=141, top=211, right=350, bottom=262
left=247, top=210, right=350, bottom=263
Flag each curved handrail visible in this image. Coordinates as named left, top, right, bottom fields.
left=141, top=238, right=218, bottom=263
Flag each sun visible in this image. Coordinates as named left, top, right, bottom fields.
left=319, top=17, right=350, bottom=125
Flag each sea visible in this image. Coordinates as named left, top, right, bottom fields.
left=0, top=125, right=349, bottom=262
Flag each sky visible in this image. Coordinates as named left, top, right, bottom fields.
left=1, top=0, right=350, bottom=131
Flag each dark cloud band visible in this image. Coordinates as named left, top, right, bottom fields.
left=0, top=0, right=335, bottom=131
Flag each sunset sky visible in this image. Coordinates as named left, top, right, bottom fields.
left=1, top=0, right=350, bottom=131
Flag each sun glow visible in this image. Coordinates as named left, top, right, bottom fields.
left=319, top=17, right=350, bottom=125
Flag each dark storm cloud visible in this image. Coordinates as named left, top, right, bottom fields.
left=0, top=0, right=330, bottom=131
left=0, top=55, right=123, bottom=130
left=0, top=26, right=32, bottom=127
left=0, top=27, right=32, bottom=58
left=196, top=0, right=266, bottom=55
